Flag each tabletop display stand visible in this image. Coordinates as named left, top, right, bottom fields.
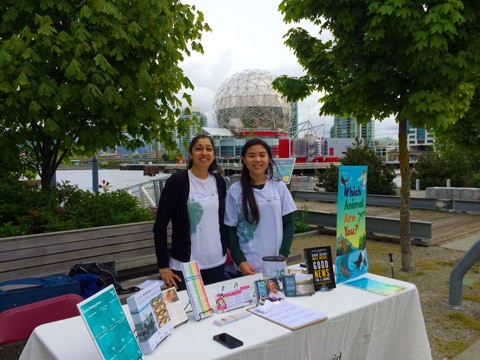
left=126, top=282, right=173, bottom=354
left=181, top=261, right=214, bottom=321
left=77, top=285, right=143, bottom=360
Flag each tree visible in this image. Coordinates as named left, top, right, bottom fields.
left=274, top=0, right=480, bottom=272
left=317, top=138, right=396, bottom=194
left=0, top=0, right=210, bottom=189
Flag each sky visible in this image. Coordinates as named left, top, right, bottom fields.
left=180, top=0, right=398, bottom=139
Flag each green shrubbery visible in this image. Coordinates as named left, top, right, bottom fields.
left=0, top=177, right=154, bottom=238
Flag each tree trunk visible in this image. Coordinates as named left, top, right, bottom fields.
left=398, top=116, right=415, bottom=272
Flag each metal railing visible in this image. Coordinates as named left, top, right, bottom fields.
left=307, top=211, right=432, bottom=242
left=122, top=175, right=170, bottom=208
left=293, top=190, right=439, bottom=210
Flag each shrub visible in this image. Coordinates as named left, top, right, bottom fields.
left=0, top=180, right=154, bottom=238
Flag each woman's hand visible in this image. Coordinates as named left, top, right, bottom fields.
left=238, top=261, right=256, bottom=276
left=159, top=267, right=182, bottom=289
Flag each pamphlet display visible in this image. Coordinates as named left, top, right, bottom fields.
left=336, top=165, right=369, bottom=284
left=304, top=246, right=336, bottom=291
left=247, top=300, right=328, bottom=330
left=126, top=282, right=173, bottom=354
left=214, top=284, right=252, bottom=313
left=344, top=276, right=405, bottom=296
left=77, top=285, right=143, bottom=360
left=181, top=261, right=214, bottom=320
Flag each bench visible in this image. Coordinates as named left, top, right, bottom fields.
left=0, top=221, right=161, bottom=283
left=0, top=221, right=303, bottom=284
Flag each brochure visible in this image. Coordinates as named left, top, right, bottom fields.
left=344, top=276, right=405, bottom=296
left=214, top=284, right=252, bottom=313
left=162, top=287, right=189, bottom=327
left=126, top=282, right=173, bottom=354
left=77, top=285, right=143, bottom=360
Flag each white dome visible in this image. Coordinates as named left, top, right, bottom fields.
left=213, top=69, right=294, bottom=130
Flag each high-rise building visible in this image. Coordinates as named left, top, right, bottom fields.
left=178, top=107, right=208, bottom=159
left=330, top=115, right=375, bottom=148
left=407, top=122, right=434, bottom=161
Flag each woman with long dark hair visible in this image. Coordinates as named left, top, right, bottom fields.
left=153, top=134, right=227, bottom=290
left=224, top=139, right=297, bottom=275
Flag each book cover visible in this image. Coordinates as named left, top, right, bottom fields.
left=254, top=279, right=269, bottom=303
left=162, top=287, right=188, bottom=327
left=181, top=261, right=214, bottom=320
left=304, top=246, right=336, bottom=291
left=77, top=285, right=143, bottom=360
left=126, top=282, right=173, bottom=354
left=255, top=278, right=285, bottom=302
left=281, top=275, right=296, bottom=297
left=293, top=274, right=316, bottom=296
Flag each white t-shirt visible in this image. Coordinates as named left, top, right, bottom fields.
left=170, top=171, right=226, bottom=271
left=224, top=178, right=297, bottom=272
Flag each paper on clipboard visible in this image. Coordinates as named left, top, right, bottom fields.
left=247, top=300, right=327, bottom=331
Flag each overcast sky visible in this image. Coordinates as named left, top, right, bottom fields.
left=181, top=0, right=398, bottom=139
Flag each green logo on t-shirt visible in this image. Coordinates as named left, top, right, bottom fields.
left=187, top=199, right=203, bottom=235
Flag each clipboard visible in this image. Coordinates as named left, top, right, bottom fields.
left=246, top=301, right=327, bottom=331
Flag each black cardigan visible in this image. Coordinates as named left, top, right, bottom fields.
left=153, top=170, right=227, bottom=269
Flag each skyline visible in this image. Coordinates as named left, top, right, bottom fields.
left=180, top=0, right=399, bottom=139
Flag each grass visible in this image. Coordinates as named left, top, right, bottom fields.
left=447, top=312, right=480, bottom=334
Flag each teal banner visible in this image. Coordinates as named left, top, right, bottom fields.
left=335, top=165, right=368, bottom=283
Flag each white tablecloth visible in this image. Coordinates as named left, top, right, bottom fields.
left=20, top=273, right=431, bottom=360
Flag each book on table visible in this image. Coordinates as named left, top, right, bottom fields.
left=126, top=281, right=173, bottom=354
left=304, top=246, right=336, bottom=291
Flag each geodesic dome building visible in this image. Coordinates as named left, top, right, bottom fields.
left=213, top=69, right=295, bottom=130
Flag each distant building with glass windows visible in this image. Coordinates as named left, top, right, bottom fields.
left=330, top=115, right=375, bottom=148
left=177, top=107, right=208, bottom=159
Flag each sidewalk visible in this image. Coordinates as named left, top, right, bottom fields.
left=454, top=340, right=480, bottom=360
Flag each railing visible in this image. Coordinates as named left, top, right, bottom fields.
left=122, top=175, right=170, bottom=208
left=122, top=174, right=241, bottom=208
left=293, top=190, right=439, bottom=210
left=307, top=211, right=432, bottom=243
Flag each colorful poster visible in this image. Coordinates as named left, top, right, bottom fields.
left=335, top=165, right=368, bottom=284
left=273, top=158, right=296, bottom=184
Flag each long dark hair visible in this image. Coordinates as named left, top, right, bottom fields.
left=240, top=138, right=275, bottom=224
left=187, top=134, right=222, bottom=174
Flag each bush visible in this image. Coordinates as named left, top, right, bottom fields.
left=294, top=205, right=311, bottom=233
left=0, top=180, right=154, bottom=238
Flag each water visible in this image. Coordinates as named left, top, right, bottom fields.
left=55, top=169, right=318, bottom=192
left=55, top=169, right=168, bottom=192
left=55, top=170, right=399, bottom=192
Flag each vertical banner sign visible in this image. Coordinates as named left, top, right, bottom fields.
left=335, top=165, right=368, bottom=284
